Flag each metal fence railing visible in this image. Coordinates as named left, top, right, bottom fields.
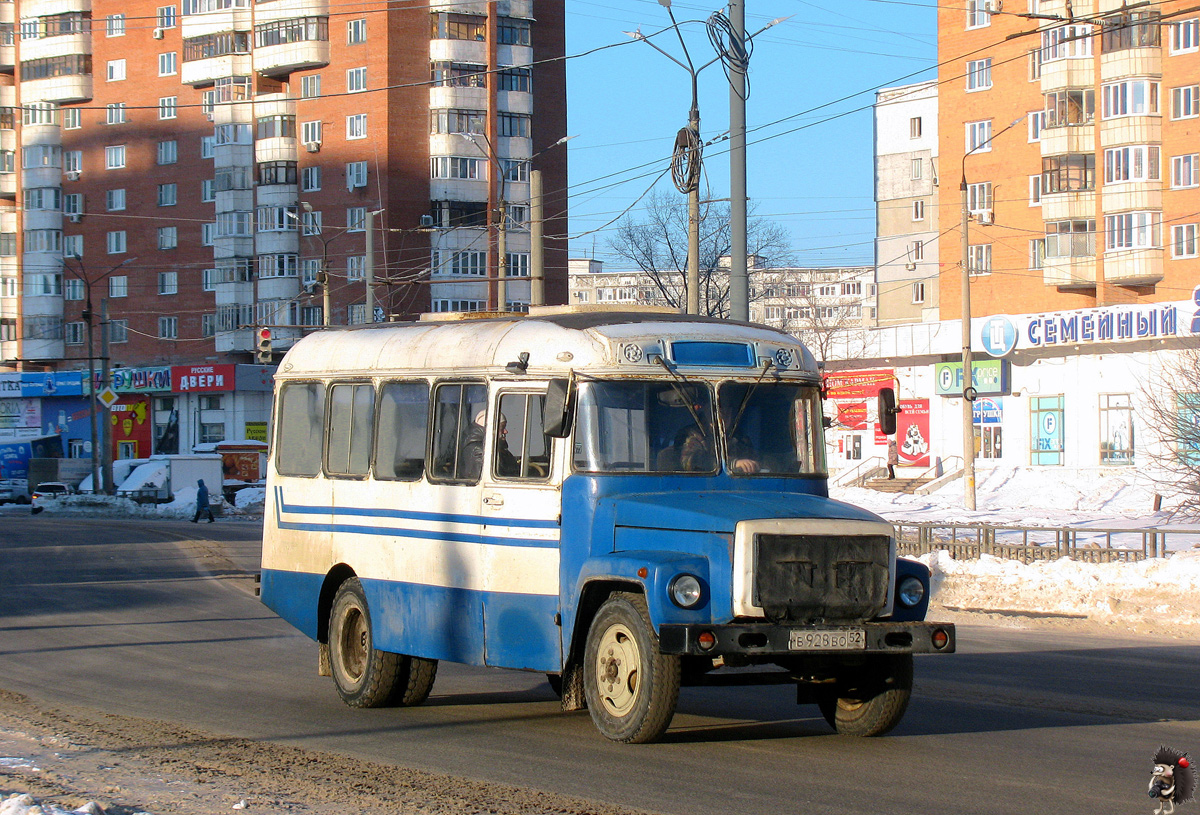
left=894, top=522, right=1197, bottom=564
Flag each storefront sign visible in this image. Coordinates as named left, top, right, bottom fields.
left=0, top=372, right=84, bottom=397
left=110, top=396, right=152, bottom=458
left=834, top=402, right=867, bottom=430
left=172, top=364, right=236, bottom=393
left=244, top=421, right=268, bottom=442
left=934, top=360, right=1009, bottom=396
left=102, top=366, right=172, bottom=393
left=0, top=398, right=40, bottom=429
left=972, top=396, right=1003, bottom=425
left=978, top=293, right=1196, bottom=358
left=823, top=369, right=895, bottom=400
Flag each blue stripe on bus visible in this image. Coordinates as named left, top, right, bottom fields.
left=275, top=517, right=559, bottom=549
left=275, top=487, right=559, bottom=530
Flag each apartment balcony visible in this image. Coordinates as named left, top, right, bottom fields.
left=255, top=229, right=298, bottom=257
left=254, top=39, right=329, bottom=77
left=1102, top=182, right=1161, bottom=213
left=496, top=44, right=531, bottom=68
left=257, top=276, right=299, bottom=304
left=498, top=89, right=531, bottom=115
left=1100, top=48, right=1161, bottom=82
left=1104, top=247, right=1163, bottom=285
left=430, top=85, right=487, bottom=112
left=1099, top=115, right=1160, bottom=149
left=1040, top=57, right=1093, bottom=93
left=181, top=52, right=252, bottom=87
left=1040, top=124, right=1094, bottom=156
left=16, top=31, right=90, bottom=62
left=431, top=178, right=486, bottom=201
left=430, top=38, right=486, bottom=64
left=428, top=0, right=532, bottom=17
left=1043, top=255, right=1097, bottom=288
left=20, top=75, right=91, bottom=104
left=254, top=0, right=329, bottom=23
left=255, top=138, right=297, bottom=164
left=1041, top=189, right=1096, bottom=221
left=181, top=3, right=253, bottom=41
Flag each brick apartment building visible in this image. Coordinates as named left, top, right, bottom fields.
left=0, top=0, right=568, bottom=372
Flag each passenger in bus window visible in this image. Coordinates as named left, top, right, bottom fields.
left=462, top=410, right=519, bottom=479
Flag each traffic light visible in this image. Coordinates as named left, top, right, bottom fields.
left=255, top=327, right=273, bottom=365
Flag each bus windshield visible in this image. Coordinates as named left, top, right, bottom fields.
left=573, top=380, right=717, bottom=473
left=572, top=379, right=826, bottom=476
left=718, top=382, right=826, bottom=476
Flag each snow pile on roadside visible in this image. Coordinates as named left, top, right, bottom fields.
left=919, top=549, right=1200, bottom=629
left=34, top=489, right=253, bottom=520
left=234, top=486, right=265, bottom=510
left=1, top=794, right=107, bottom=815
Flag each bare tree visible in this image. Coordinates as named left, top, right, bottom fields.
left=608, top=188, right=794, bottom=317
left=1139, top=346, right=1200, bottom=518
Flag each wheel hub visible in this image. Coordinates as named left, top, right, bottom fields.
left=595, top=623, right=640, bottom=717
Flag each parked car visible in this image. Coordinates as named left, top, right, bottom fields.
left=0, top=480, right=30, bottom=505
left=30, top=482, right=72, bottom=514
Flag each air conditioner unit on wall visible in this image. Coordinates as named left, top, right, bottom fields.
left=304, top=141, right=321, bottom=153
left=904, top=262, right=916, bottom=271
left=68, top=213, right=82, bottom=223
left=979, top=210, right=994, bottom=225
left=152, top=27, right=164, bottom=39
left=65, top=171, right=80, bottom=181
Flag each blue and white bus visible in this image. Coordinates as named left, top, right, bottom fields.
left=260, top=306, right=954, bottom=743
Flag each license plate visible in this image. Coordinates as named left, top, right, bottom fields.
left=788, top=628, right=866, bottom=651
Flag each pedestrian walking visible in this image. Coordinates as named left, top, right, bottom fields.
left=191, top=478, right=215, bottom=523
left=887, top=437, right=898, bottom=480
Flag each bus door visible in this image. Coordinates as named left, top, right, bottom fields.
left=479, top=388, right=562, bottom=671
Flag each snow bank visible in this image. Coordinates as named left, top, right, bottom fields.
left=1, top=794, right=107, bottom=815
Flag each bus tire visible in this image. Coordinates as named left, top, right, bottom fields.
left=583, top=592, right=680, bottom=744
left=817, top=653, right=913, bottom=737
left=394, top=656, right=438, bottom=706
left=328, top=578, right=402, bottom=708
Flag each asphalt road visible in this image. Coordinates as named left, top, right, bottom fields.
left=1, top=514, right=1197, bottom=815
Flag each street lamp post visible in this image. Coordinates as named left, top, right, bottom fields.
left=960, top=113, right=1026, bottom=511
left=365, top=208, right=385, bottom=321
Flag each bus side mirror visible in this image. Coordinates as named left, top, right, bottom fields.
left=878, top=387, right=899, bottom=436
left=544, top=378, right=574, bottom=438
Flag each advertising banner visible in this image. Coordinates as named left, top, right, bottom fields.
left=172, top=364, right=236, bottom=393
left=834, top=402, right=867, bottom=430
left=823, top=369, right=895, bottom=400
left=110, top=396, right=153, bottom=459
left=0, top=398, right=40, bottom=429
left=879, top=398, right=930, bottom=467
left=934, top=360, right=1009, bottom=396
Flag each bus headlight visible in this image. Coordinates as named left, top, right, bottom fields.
left=669, top=574, right=703, bottom=608
left=897, top=575, right=925, bottom=608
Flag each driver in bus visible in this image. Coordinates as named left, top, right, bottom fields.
left=668, top=420, right=760, bottom=474
left=463, top=409, right=520, bottom=479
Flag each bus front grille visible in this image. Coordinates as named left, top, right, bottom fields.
left=753, top=534, right=889, bottom=624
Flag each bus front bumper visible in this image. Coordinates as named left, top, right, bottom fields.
left=657, top=620, right=955, bottom=657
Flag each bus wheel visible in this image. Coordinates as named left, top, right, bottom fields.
left=395, top=656, right=438, bottom=706
left=329, top=578, right=401, bottom=708
left=817, top=653, right=913, bottom=737
left=583, top=592, right=680, bottom=743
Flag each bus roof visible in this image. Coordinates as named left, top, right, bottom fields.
left=276, top=309, right=820, bottom=379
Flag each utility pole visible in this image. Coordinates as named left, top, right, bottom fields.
left=960, top=176, right=976, bottom=511
left=100, top=298, right=113, bottom=494
left=82, top=293, right=100, bottom=492
left=365, top=208, right=384, bottom=321
left=727, top=0, right=749, bottom=322
left=530, top=169, right=545, bottom=306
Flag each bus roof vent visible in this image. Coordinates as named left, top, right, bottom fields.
left=418, top=310, right=522, bottom=322
left=527, top=304, right=680, bottom=317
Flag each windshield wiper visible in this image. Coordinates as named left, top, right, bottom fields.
left=654, top=355, right=707, bottom=433
left=726, top=358, right=775, bottom=439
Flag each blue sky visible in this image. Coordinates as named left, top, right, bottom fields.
left=563, top=0, right=938, bottom=268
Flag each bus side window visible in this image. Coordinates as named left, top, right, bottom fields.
left=430, top=382, right=487, bottom=482
left=326, top=383, right=375, bottom=476
left=276, top=382, right=325, bottom=477
left=374, top=381, right=430, bottom=480
left=495, top=393, right=551, bottom=480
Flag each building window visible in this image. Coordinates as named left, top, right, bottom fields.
left=911, top=281, right=925, bottom=304
left=65, top=322, right=85, bottom=345
left=157, top=140, right=178, bottom=165
left=159, top=97, right=177, bottom=120
left=109, top=275, right=128, bottom=297
left=106, top=14, right=125, bottom=36
left=104, top=146, right=125, bottom=170
left=159, top=52, right=177, bottom=76
left=201, top=314, right=216, bottom=337
left=302, top=166, right=322, bottom=191
left=201, top=179, right=215, bottom=202
left=1105, top=211, right=1159, bottom=251
left=106, top=189, right=126, bottom=211
left=1172, top=154, right=1200, bottom=189
left=216, top=211, right=253, bottom=238
left=254, top=16, right=328, bottom=48
left=431, top=109, right=486, bottom=135
left=1104, top=145, right=1159, bottom=183
left=156, top=183, right=177, bottom=207
left=910, top=158, right=922, bottom=180
left=1030, top=237, right=1046, bottom=270
left=967, top=244, right=992, bottom=275
left=1102, top=79, right=1159, bottom=118
left=201, top=223, right=215, bottom=246
left=497, top=67, right=531, bottom=92
left=497, top=17, right=530, bottom=45
left=347, top=304, right=368, bottom=325
left=507, top=252, right=530, bottom=277
left=1171, top=19, right=1200, bottom=53
left=63, top=235, right=82, bottom=258
left=159, top=316, right=178, bottom=339
left=1173, top=85, right=1200, bottom=120
left=1173, top=224, right=1199, bottom=258
left=1099, top=394, right=1134, bottom=464
left=966, top=58, right=992, bottom=91
left=432, top=249, right=486, bottom=276
left=909, top=116, right=922, bottom=138
left=1101, top=10, right=1161, bottom=52
left=109, top=320, right=128, bottom=344
left=430, top=156, right=481, bottom=179
left=966, top=0, right=992, bottom=29
left=1045, top=219, right=1096, bottom=258
left=967, top=181, right=992, bottom=214
left=346, top=67, right=366, bottom=92
left=347, top=18, right=366, bottom=44
left=1045, top=88, right=1095, bottom=128
left=346, top=255, right=365, bottom=281
left=107, top=59, right=126, bottom=80
left=431, top=61, right=487, bottom=88
left=201, top=136, right=215, bottom=159
left=107, top=232, right=127, bottom=254
left=62, top=109, right=81, bottom=130
left=346, top=161, right=367, bottom=188
left=302, top=211, right=322, bottom=235
left=259, top=114, right=297, bottom=140
left=159, top=271, right=178, bottom=294
left=497, top=112, right=531, bottom=138
left=346, top=114, right=367, bottom=139
left=158, top=226, right=177, bottom=249
left=912, top=200, right=925, bottom=221
left=106, top=103, right=126, bottom=124
left=346, top=207, right=366, bottom=232
left=1042, top=153, right=1095, bottom=192
left=965, top=120, right=992, bottom=153
left=431, top=12, right=486, bottom=40
left=1041, top=24, right=1093, bottom=61
left=158, top=6, right=177, bottom=28
left=25, top=188, right=62, bottom=210
left=301, top=258, right=320, bottom=286
left=183, top=31, right=250, bottom=62
left=257, top=205, right=298, bottom=232
left=1029, top=174, right=1042, bottom=206
left=63, top=193, right=82, bottom=214
left=24, top=230, right=62, bottom=254
left=1028, top=110, right=1046, bottom=141
left=301, top=74, right=321, bottom=98
left=301, top=120, right=322, bottom=144
left=908, top=240, right=924, bottom=261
